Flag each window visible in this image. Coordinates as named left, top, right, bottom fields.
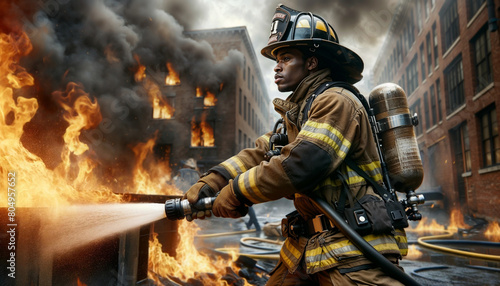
left=461, top=124, right=471, bottom=172
left=420, top=44, right=426, bottom=80
left=152, top=95, right=175, bottom=120
left=432, top=22, right=439, bottom=67
left=239, top=89, right=242, bottom=115
left=417, top=1, right=423, bottom=33
left=238, top=129, right=242, bottom=150
left=430, top=85, right=437, bottom=126
left=243, top=57, right=246, bottom=80
left=425, top=0, right=431, bottom=19
left=426, top=33, right=433, bottom=74
left=404, top=10, right=415, bottom=52
left=424, top=92, right=430, bottom=130
left=191, top=120, right=215, bottom=147
left=243, top=96, right=247, bottom=120
left=244, top=134, right=247, bottom=148
left=247, top=68, right=251, bottom=89
left=468, top=0, right=486, bottom=19
left=441, top=1, right=460, bottom=52
left=436, top=79, right=443, bottom=122
left=450, top=122, right=472, bottom=173
left=410, top=99, right=423, bottom=136
left=444, top=55, right=464, bottom=114
left=406, top=56, right=418, bottom=95
left=471, top=26, right=493, bottom=93
left=479, top=105, right=499, bottom=167
left=247, top=102, right=251, bottom=123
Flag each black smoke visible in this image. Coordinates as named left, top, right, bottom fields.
left=3, top=0, right=242, bottom=189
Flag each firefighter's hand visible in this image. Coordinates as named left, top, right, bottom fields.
left=183, top=172, right=227, bottom=204
left=212, top=184, right=248, bottom=218
left=184, top=183, right=215, bottom=221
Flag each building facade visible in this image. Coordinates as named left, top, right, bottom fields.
left=372, top=0, right=499, bottom=220
left=148, top=27, right=271, bottom=174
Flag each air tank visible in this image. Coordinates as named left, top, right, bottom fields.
left=369, top=83, right=424, bottom=193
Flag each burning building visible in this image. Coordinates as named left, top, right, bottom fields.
left=0, top=1, right=271, bottom=285
left=372, top=0, right=500, bottom=220
left=151, top=27, right=271, bottom=174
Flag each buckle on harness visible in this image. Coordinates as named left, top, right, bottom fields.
left=281, top=211, right=334, bottom=239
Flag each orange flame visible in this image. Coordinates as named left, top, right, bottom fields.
left=134, top=55, right=175, bottom=119
left=408, top=209, right=471, bottom=234
left=204, top=90, right=217, bottom=107
left=195, top=87, right=217, bottom=107
left=131, top=135, right=177, bottom=195
left=148, top=222, right=248, bottom=285
left=191, top=115, right=214, bottom=147
left=406, top=245, right=423, bottom=260
left=134, top=54, right=146, bottom=82
left=77, top=278, right=87, bottom=286
left=485, top=221, right=500, bottom=242
left=165, top=63, right=180, bottom=86
left=0, top=30, right=242, bottom=284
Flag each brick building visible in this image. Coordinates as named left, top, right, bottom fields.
left=149, top=27, right=271, bottom=173
left=372, top=0, right=500, bottom=220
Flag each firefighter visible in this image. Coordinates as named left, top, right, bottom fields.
left=174, top=158, right=200, bottom=192
left=184, top=5, right=407, bottom=285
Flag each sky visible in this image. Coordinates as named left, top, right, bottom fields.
left=191, top=0, right=402, bottom=99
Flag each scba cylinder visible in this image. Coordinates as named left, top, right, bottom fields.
left=369, top=83, right=423, bottom=193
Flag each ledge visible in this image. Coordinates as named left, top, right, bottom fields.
left=478, top=164, right=500, bottom=174
left=473, top=82, right=495, bottom=101
left=442, top=37, right=460, bottom=60
left=445, top=104, right=466, bottom=121
left=461, top=171, right=472, bottom=178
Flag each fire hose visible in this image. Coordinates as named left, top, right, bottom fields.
left=165, top=195, right=422, bottom=286
left=416, top=230, right=500, bottom=261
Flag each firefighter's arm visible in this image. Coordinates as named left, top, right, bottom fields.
left=229, top=90, right=361, bottom=204
left=209, top=132, right=272, bottom=180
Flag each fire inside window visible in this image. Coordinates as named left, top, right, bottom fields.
left=191, top=119, right=215, bottom=147
left=196, top=87, right=217, bottom=107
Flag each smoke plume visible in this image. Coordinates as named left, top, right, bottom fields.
left=3, top=0, right=242, bottom=189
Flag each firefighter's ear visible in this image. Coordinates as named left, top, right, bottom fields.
left=306, top=56, right=319, bottom=71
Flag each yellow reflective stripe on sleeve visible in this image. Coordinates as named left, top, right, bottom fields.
left=281, top=239, right=302, bottom=269
left=259, top=134, right=270, bottom=142
left=300, top=121, right=351, bottom=159
left=243, top=167, right=271, bottom=203
left=237, top=168, right=270, bottom=204
left=220, top=156, right=247, bottom=178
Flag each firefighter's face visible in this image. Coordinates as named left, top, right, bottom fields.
left=274, top=48, right=317, bottom=92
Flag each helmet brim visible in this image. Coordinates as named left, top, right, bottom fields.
left=261, top=39, right=364, bottom=84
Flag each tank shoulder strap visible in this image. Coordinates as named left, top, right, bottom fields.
left=301, top=81, right=370, bottom=125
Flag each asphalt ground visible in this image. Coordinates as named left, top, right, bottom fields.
left=193, top=199, right=500, bottom=286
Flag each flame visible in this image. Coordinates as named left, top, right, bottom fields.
left=77, top=278, right=87, bottom=286
left=485, top=221, right=500, bottom=242
left=134, top=54, right=146, bottom=82
left=165, top=63, right=180, bottom=86
left=191, top=115, right=214, bottom=147
left=408, top=209, right=471, bottom=234
left=195, top=87, right=217, bottom=107
left=134, top=55, right=175, bottom=119
left=148, top=222, right=249, bottom=285
left=0, top=29, right=242, bottom=284
left=406, top=245, right=423, bottom=260
left=204, top=90, right=217, bottom=107
left=131, top=135, right=177, bottom=195
left=145, top=78, right=175, bottom=119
